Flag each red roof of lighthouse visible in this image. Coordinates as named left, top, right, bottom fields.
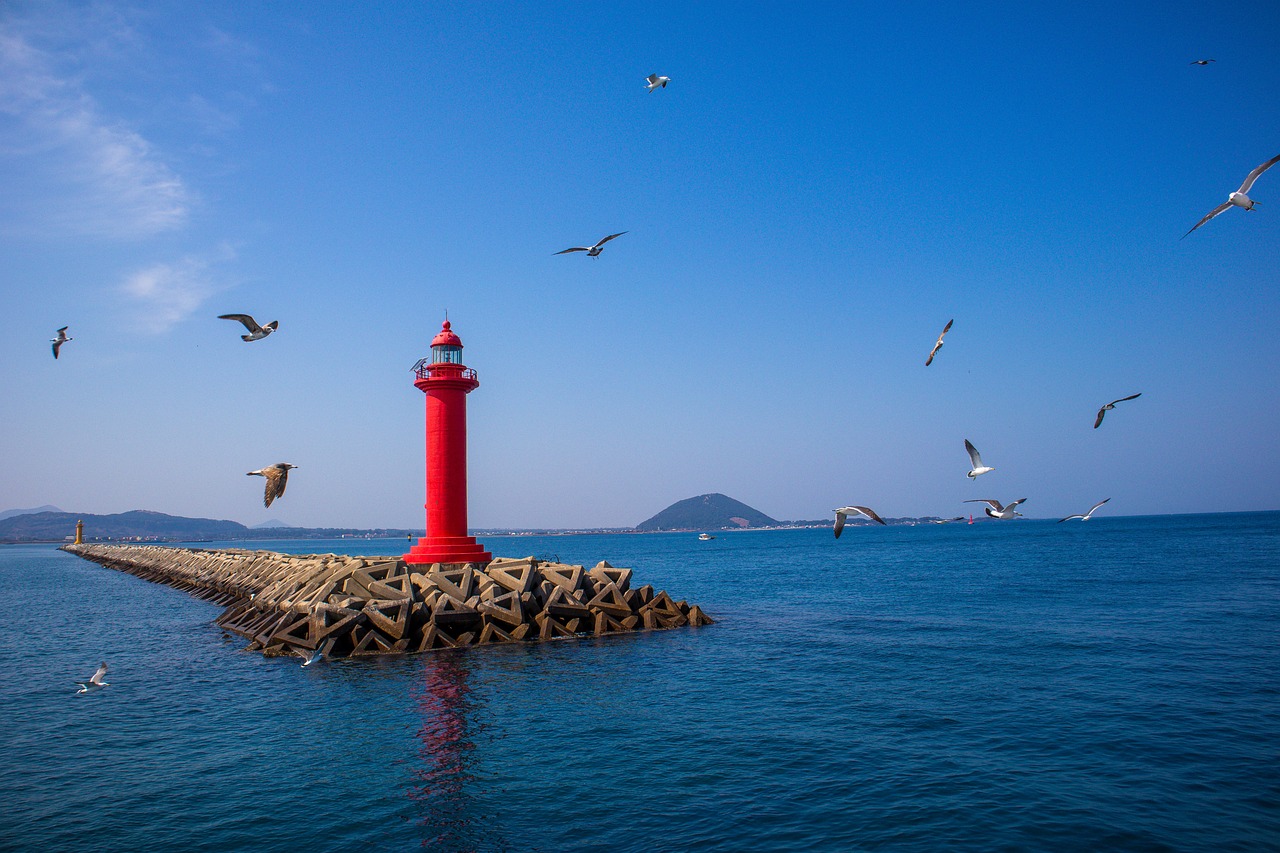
left=431, top=320, right=462, bottom=348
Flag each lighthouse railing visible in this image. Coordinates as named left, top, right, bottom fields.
left=414, top=363, right=477, bottom=382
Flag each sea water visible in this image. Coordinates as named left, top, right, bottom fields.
left=2, top=513, right=1278, bottom=851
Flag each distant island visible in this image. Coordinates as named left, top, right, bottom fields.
left=635, top=493, right=956, bottom=531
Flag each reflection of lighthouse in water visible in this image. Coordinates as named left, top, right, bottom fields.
left=410, top=655, right=500, bottom=850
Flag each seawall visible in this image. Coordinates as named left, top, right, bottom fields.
left=62, top=544, right=712, bottom=659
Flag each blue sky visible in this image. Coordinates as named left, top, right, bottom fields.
left=2, top=1, right=1278, bottom=529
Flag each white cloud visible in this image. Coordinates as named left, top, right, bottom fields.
left=0, top=23, right=192, bottom=238
left=120, top=250, right=230, bottom=332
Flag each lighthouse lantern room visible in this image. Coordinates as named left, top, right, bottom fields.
left=403, top=319, right=492, bottom=565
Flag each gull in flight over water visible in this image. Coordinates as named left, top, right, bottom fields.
left=925, top=318, right=953, bottom=366
left=51, top=326, right=72, bottom=359
left=294, top=647, right=324, bottom=667
left=833, top=505, right=887, bottom=538
left=930, top=516, right=966, bottom=524
left=1183, top=154, right=1280, bottom=238
left=75, top=662, right=109, bottom=694
left=1189, top=59, right=1215, bottom=65
left=645, top=74, right=670, bottom=92
left=555, top=232, right=627, bottom=258
left=247, top=462, right=297, bottom=508
left=964, top=498, right=1027, bottom=520
left=1094, top=393, right=1141, bottom=429
left=1059, top=498, right=1111, bottom=522
left=965, top=439, right=994, bottom=479
left=218, top=313, right=279, bottom=341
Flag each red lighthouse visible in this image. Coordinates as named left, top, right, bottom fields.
left=403, top=320, right=492, bottom=565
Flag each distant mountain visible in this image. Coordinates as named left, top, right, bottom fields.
left=0, top=510, right=249, bottom=542
left=0, top=509, right=417, bottom=543
left=636, top=493, right=779, bottom=531
left=252, top=519, right=295, bottom=529
left=0, top=505, right=63, bottom=521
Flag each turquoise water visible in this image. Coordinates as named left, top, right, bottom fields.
left=3, top=513, right=1278, bottom=851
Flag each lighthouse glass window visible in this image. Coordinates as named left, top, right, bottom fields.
left=432, top=345, right=463, bottom=364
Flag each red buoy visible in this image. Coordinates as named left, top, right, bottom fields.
left=403, top=319, right=492, bottom=565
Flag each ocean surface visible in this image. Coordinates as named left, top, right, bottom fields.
left=2, top=512, right=1278, bottom=852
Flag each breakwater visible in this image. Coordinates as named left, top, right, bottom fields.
left=62, top=544, right=712, bottom=658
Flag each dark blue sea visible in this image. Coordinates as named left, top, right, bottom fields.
left=3, top=512, right=1278, bottom=852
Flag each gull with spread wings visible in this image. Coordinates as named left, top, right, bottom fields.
left=833, top=505, right=887, bottom=538
left=75, top=662, right=109, bottom=694
left=218, top=313, right=278, bottom=342
left=1094, top=393, right=1141, bottom=429
left=51, top=326, right=72, bottom=359
left=964, top=498, right=1027, bottom=520
left=645, top=74, right=670, bottom=92
left=965, top=439, right=994, bottom=479
left=555, top=232, right=627, bottom=258
left=925, top=319, right=953, bottom=366
left=1059, top=498, right=1111, bottom=522
left=247, top=462, right=297, bottom=508
left=1184, top=154, right=1280, bottom=238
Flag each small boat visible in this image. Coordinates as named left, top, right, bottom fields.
left=698, top=533, right=715, bottom=541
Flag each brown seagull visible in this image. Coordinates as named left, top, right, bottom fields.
left=1094, top=393, right=1141, bottom=429
left=925, top=318, right=954, bottom=366
left=247, top=462, right=297, bottom=508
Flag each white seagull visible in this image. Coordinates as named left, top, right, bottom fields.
left=1189, top=59, right=1215, bottom=65
left=247, top=462, right=297, bottom=508
left=51, top=326, right=72, bottom=359
left=833, top=505, right=887, bottom=538
left=645, top=73, right=669, bottom=93
left=294, top=647, right=323, bottom=667
left=75, top=662, right=109, bottom=694
left=965, top=439, right=994, bottom=479
left=1059, top=498, right=1111, bottom=523
left=218, top=313, right=279, bottom=341
left=930, top=516, right=966, bottom=524
left=1183, top=154, right=1280, bottom=238
left=964, top=498, right=1027, bottom=520
left=1094, top=393, right=1141, bottom=429
left=925, top=318, right=954, bottom=366
left=555, top=232, right=627, bottom=258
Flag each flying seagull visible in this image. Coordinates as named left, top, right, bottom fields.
left=929, top=516, right=966, bottom=524
left=925, top=318, right=954, bottom=366
left=1094, top=393, right=1141, bottom=429
left=75, top=662, right=109, bottom=694
left=555, top=232, right=627, bottom=258
left=1183, top=154, right=1280, bottom=238
left=1189, top=59, right=1215, bottom=65
left=218, top=313, right=278, bottom=342
left=965, top=439, right=994, bottom=479
left=1059, top=497, right=1111, bottom=522
left=294, top=647, right=323, bottom=667
left=645, top=73, right=669, bottom=92
left=51, top=326, right=72, bottom=359
left=833, top=505, right=887, bottom=538
left=964, top=498, right=1027, bottom=520
left=247, top=462, right=297, bottom=508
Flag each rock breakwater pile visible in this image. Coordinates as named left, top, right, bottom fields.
left=62, top=544, right=712, bottom=659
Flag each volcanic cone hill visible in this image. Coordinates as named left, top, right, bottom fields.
left=636, top=493, right=779, bottom=531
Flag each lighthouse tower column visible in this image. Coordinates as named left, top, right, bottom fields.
left=403, top=320, right=492, bottom=565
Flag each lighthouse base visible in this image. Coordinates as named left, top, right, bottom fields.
left=403, top=535, right=492, bottom=565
